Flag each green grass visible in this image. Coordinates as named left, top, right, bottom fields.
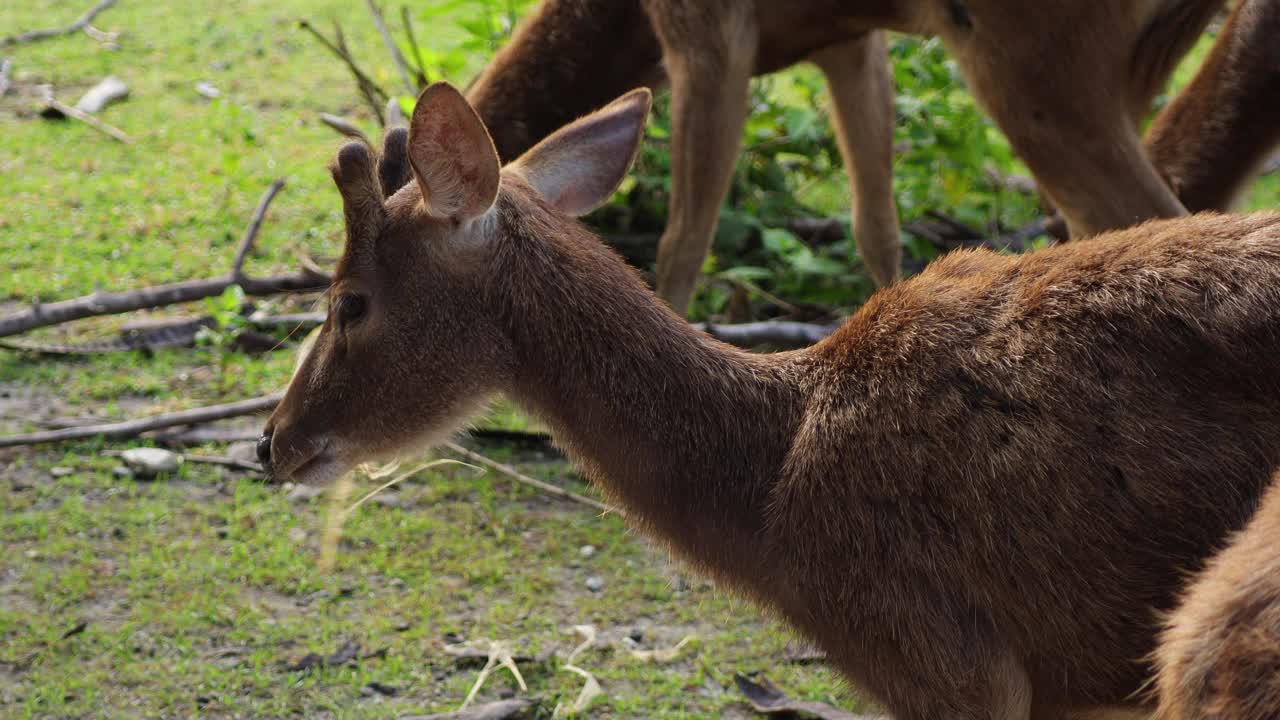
left=0, top=2, right=855, bottom=716
left=1, top=0, right=1277, bottom=717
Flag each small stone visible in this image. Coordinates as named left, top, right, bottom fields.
left=121, top=448, right=181, bottom=476
left=112, top=466, right=134, bottom=479
left=585, top=576, right=604, bottom=593
left=195, top=81, right=220, bottom=99
left=286, top=484, right=325, bottom=502
left=50, top=466, right=74, bottom=478
left=579, top=544, right=596, bottom=559
left=358, top=685, right=375, bottom=698
left=287, top=527, right=307, bottom=544
left=628, top=627, right=644, bottom=644
left=24, top=549, right=38, bottom=559
left=226, top=441, right=257, bottom=465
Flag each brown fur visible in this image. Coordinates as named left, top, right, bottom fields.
left=1155, top=472, right=1280, bottom=720
left=264, top=88, right=1280, bottom=719
left=1146, top=0, right=1280, bottom=214
left=466, top=0, right=1239, bottom=313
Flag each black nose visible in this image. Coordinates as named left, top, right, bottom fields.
left=256, top=432, right=273, bottom=468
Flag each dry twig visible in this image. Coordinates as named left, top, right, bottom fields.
left=734, top=674, right=884, bottom=720
left=298, top=19, right=387, bottom=124
left=0, top=58, right=11, bottom=96
left=697, top=320, right=837, bottom=348
left=0, top=394, right=283, bottom=449
left=0, top=180, right=326, bottom=338
left=398, top=699, right=537, bottom=720
left=365, top=0, right=416, bottom=96
left=442, top=440, right=614, bottom=514
left=42, top=94, right=132, bottom=144
left=320, top=113, right=371, bottom=145
left=231, top=178, right=286, bottom=280
left=1, top=0, right=118, bottom=47
left=399, top=5, right=429, bottom=89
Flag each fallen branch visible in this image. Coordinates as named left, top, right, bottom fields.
left=904, top=210, right=1049, bottom=255
left=103, top=448, right=263, bottom=472
left=0, top=180, right=328, bottom=338
left=1, top=0, right=118, bottom=47
left=398, top=699, right=538, bottom=720
left=42, top=94, right=132, bottom=144
left=734, top=674, right=884, bottom=720
left=152, top=426, right=260, bottom=445
left=441, top=440, right=614, bottom=514
left=185, top=453, right=262, bottom=471
left=0, top=393, right=283, bottom=449
left=697, top=320, right=837, bottom=349
left=0, top=316, right=213, bottom=355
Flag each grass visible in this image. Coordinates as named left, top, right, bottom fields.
left=0, top=2, right=851, bottom=716
left=1, top=0, right=1277, bottom=717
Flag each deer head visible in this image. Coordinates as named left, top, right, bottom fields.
left=258, top=82, right=652, bottom=484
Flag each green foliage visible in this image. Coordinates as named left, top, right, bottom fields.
left=195, top=284, right=249, bottom=348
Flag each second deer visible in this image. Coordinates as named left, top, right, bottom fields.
left=261, top=85, right=1280, bottom=718
left=468, top=0, right=1280, bottom=314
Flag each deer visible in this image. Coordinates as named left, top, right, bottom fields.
left=259, top=83, right=1280, bottom=718
left=466, top=0, right=1249, bottom=315
left=1154, top=470, right=1280, bottom=720
left=1145, top=0, right=1280, bottom=217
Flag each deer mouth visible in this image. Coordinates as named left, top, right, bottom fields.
left=273, top=439, right=345, bottom=486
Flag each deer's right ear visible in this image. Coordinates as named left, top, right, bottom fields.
left=407, top=82, right=500, bottom=222
left=509, top=88, right=652, bottom=217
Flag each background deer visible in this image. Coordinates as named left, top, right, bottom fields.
left=260, top=84, right=1280, bottom=718
left=1146, top=0, right=1280, bottom=216
left=467, top=0, right=1263, bottom=314
left=1155, top=472, right=1280, bottom=720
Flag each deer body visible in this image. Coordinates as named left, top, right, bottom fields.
left=1155, top=471, right=1280, bottom=720
left=263, top=86, right=1280, bottom=718
left=468, top=0, right=1235, bottom=312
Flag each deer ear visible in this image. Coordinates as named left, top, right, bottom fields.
left=407, top=82, right=500, bottom=221
left=509, top=88, right=651, bottom=217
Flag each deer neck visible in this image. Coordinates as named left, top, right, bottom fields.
left=492, top=188, right=807, bottom=583
left=466, top=0, right=664, bottom=162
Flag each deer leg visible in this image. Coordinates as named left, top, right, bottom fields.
left=1146, top=0, right=1280, bottom=212
left=968, top=79, right=1187, bottom=238
left=650, top=4, right=758, bottom=315
left=811, top=32, right=902, bottom=288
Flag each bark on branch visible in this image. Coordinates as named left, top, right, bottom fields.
left=0, top=179, right=327, bottom=338
left=696, top=320, right=838, bottom=348
left=0, top=393, right=283, bottom=449
left=1, top=0, right=118, bottom=47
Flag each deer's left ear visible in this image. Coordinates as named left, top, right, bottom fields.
left=407, top=82, right=501, bottom=222
left=509, top=88, right=652, bottom=217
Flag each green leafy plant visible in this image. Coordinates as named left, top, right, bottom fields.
left=196, top=284, right=249, bottom=349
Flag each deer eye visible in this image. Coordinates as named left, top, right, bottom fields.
left=334, top=293, right=367, bottom=325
